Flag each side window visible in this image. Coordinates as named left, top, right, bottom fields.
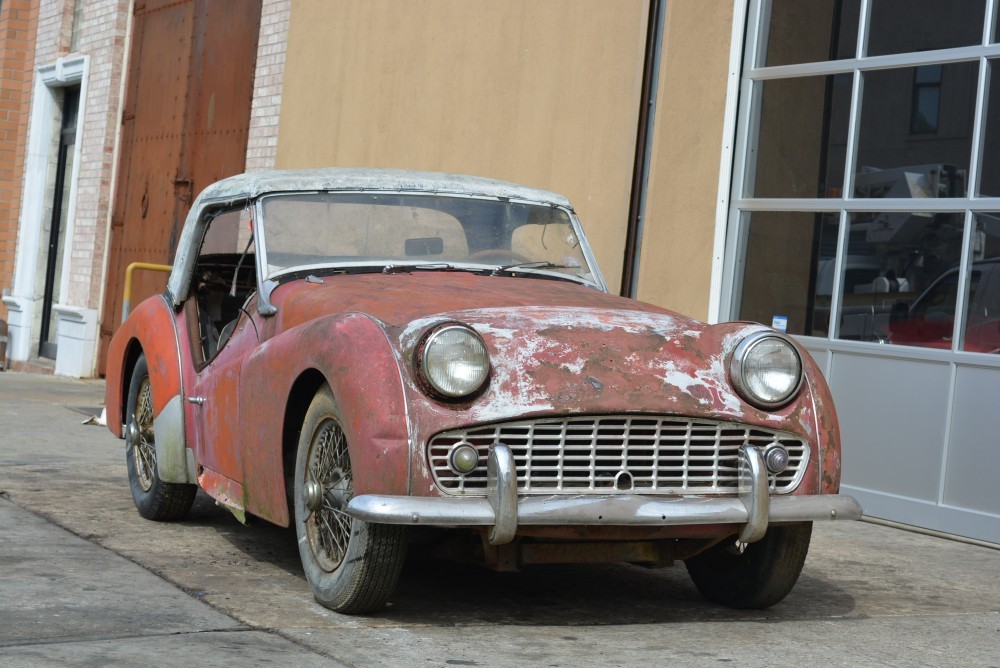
left=189, top=206, right=255, bottom=364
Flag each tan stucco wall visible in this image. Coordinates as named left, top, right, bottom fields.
left=634, top=0, right=735, bottom=320
left=276, top=0, right=649, bottom=289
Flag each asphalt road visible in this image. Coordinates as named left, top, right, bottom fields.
left=0, top=373, right=997, bottom=667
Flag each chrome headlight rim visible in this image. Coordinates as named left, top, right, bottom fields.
left=417, top=323, right=491, bottom=400
left=730, top=331, right=804, bottom=410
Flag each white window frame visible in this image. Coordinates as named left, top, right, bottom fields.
left=721, top=0, right=1000, bottom=371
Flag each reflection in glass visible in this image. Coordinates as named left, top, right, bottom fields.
left=738, top=212, right=839, bottom=336
left=979, top=60, right=1000, bottom=196
left=867, top=0, right=985, bottom=56
left=855, top=64, right=977, bottom=198
left=751, top=75, right=851, bottom=198
left=838, top=212, right=965, bottom=347
left=960, top=213, right=1000, bottom=352
left=909, top=65, right=942, bottom=134
left=762, top=0, right=859, bottom=67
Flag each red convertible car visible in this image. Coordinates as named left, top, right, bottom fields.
left=105, top=168, right=860, bottom=613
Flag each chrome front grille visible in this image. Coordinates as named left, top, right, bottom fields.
left=428, top=415, right=809, bottom=495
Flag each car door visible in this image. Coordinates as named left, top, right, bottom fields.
left=184, top=205, right=258, bottom=492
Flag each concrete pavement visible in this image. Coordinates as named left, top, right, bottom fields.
left=0, top=372, right=997, bottom=667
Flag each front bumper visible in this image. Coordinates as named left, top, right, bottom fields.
left=346, top=444, right=862, bottom=546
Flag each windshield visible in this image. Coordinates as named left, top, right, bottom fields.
left=258, top=192, right=600, bottom=287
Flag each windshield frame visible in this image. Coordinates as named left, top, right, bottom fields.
left=251, top=189, right=607, bottom=313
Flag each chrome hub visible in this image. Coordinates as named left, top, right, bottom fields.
left=303, top=479, right=324, bottom=512
left=125, top=421, right=140, bottom=448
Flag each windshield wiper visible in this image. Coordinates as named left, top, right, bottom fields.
left=383, top=263, right=484, bottom=275
left=491, top=261, right=578, bottom=276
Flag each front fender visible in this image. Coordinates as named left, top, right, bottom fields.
left=801, top=349, right=842, bottom=494
left=104, top=294, right=191, bottom=483
left=239, top=312, right=410, bottom=527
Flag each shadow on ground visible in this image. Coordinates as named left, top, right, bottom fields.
left=208, top=504, right=857, bottom=626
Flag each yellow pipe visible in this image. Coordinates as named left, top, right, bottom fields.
left=122, top=262, right=172, bottom=323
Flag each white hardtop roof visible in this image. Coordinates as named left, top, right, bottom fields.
left=167, top=168, right=574, bottom=306
left=193, top=167, right=573, bottom=209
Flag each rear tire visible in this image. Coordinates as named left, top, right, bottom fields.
left=684, top=522, right=812, bottom=609
left=294, top=385, right=407, bottom=614
left=125, top=353, right=197, bottom=521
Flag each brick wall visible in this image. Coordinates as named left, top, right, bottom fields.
left=246, top=0, right=290, bottom=172
left=5, top=0, right=129, bottom=314
left=0, top=1, right=39, bottom=323
left=65, top=0, right=131, bottom=309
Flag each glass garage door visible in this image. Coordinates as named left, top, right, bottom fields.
left=725, top=0, right=1000, bottom=543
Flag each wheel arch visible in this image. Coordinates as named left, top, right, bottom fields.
left=104, top=295, right=185, bottom=439
left=119, top=339, right=145, bottom=423
left=240, top=312, right=410, bottom=527
left=281, top=368, right=329, bottom=512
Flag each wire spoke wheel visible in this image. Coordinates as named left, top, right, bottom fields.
left=305, top=419, right=354, bottom=572
left=132, top=376, right=156, bottom=492
left=294, top=384, right=407, bottom=613
left=124, top=353, right=197, bottom=521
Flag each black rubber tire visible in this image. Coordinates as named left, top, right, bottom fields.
left=125, top=353, right=197, bottom=521
left=684, top=522, right=812, bottom=609
left=294, top=384, right=407, bottom=614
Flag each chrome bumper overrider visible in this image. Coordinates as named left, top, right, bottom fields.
left=346, top=444, right=862, bottom=546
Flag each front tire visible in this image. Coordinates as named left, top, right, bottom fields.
left=684, top=522, right=812, bottom=609
left=294, top=385, right=407, bottom=614
left=125, top=353, right=197, bottom=521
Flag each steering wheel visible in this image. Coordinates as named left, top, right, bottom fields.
left=466, top=249, right=531, bottom=265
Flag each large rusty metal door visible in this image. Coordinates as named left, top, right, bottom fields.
left=99, top=0, right=261, bottom=375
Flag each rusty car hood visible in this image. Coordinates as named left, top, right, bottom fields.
left=269, top=273, right=813, bottom=433
left=270, top=272, right=633, bottom=328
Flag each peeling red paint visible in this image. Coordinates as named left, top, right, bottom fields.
left=102, top=170, right=857, bottom=612
left=107, top=269, right=843, bottom=534
left=104, top=295, right=184, bottom=436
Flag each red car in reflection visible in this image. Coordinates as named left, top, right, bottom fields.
left=888, top=259, right=1000, bottom=353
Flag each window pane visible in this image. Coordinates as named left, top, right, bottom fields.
left=978, top=60, right=1000, bottom=196
left=867, top=0, right=985, bottom=56
left=840, top=212, right=965, bottom=348
left=909, top=85, right=940, bottom=134
left=855, top=64, right=977, bottom=198
left=962, top=213, right=1000, bottom=352
left=738, top=211, right=839, bottom=336
left=751, top=75, right=852, bottom=197
left=762, top=0, right=859, bottom=67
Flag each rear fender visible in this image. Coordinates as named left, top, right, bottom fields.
left=103, top=294, right=191, bottom=483
left=239, top=312, right=410, bottom=527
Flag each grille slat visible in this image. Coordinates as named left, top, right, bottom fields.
left=428, top=415, right=809, bottom=495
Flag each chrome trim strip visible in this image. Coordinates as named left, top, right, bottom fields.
left=347, top=493, right=862, bottom=528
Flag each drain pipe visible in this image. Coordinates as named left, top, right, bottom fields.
left=620, top=0, right=666, bottom=298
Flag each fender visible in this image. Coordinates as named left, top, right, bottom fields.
left=104, top=294, right=193, bottom=484
left=802, top=350, right=843, bottom=495
left=239, top=312, right=410, bottom=527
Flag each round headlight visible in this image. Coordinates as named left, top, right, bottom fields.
left=731, top=332, right=803, bottom=409
left=420, top=325, right=490, bottom=398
